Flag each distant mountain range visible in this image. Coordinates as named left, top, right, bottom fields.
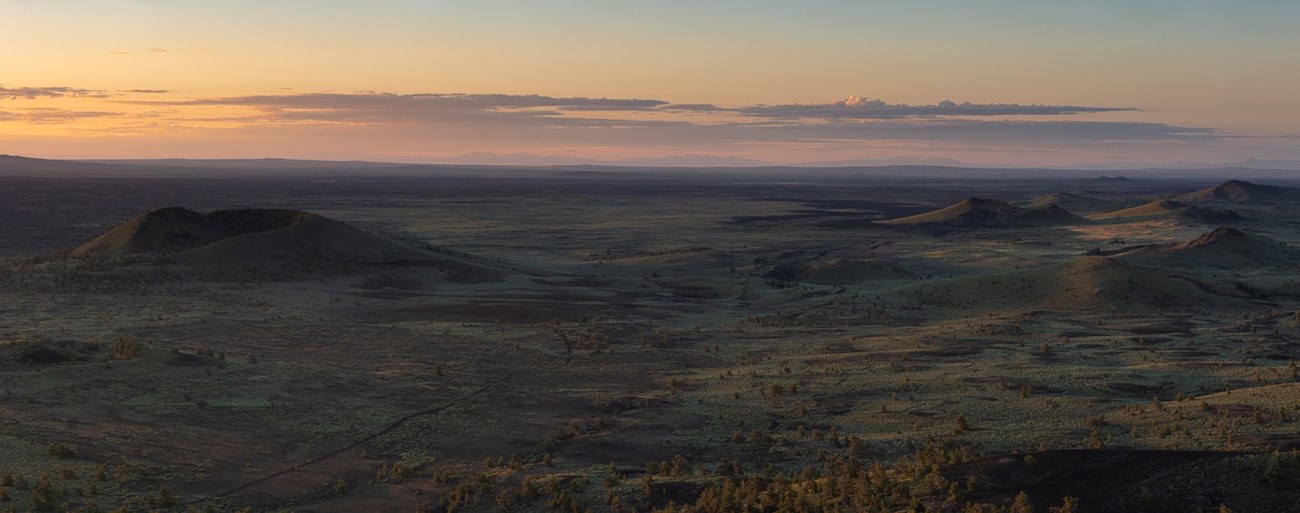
left=2, top=153, right=1299, bottom=180
left=1060, top=158, right=1300, bottom=171
left=444, top=152, right=972, bottom=168
left=443, top=152, right=774, bottom=167
left=445, top=153, right=1300, bottom=171
left=793, top=156, right=972, bottom=167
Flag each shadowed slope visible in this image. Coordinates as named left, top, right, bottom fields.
left=943, top=450, right=1299, bottom=513
left=898, top=256, right=1235, bottom=311
left=763, top=258, right=916, bottom=285
left=1177, top=180, right=1300, bottom=203
left=177, top=214, right=434, bottom=267
left=73, top=207, right=223, bottom=257
left=881, top=197, right=1088, bottom=228
left=1088, top=199, right=1242, bottom=223
left=73, top=208, right=438, bottom=268
left=1111, top=227, right=1300, bottom=268
left=1025, top=192, right=1110, bottom=213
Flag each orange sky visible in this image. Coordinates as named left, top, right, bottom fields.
left=3, top=1, right=1299, bottom=166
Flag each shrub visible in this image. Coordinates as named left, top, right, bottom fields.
left=46, top=443, right=76, bottom=459
left=29, top=473, right=59, bottom=511
left=111, top=337, right=141, bottom=360
left=954, top=414, right=971, bottom=434
left=156, top=484, right=176, bottom=507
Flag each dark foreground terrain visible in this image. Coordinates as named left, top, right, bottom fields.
left=2, top=161, right=1300, bottom=512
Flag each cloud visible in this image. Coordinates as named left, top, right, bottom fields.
left=0, top=108, right=122, bottom=124
left=118, top=92, right=672, bottom=127
left=112, top=91, right=1219, bottom=147
left=122, top=91, right=1151, bottom=132
left=738, top=96, right=1136, bottom=119
left=729, top=118, right=1216, bottom=143
left=0, top=85, right=107, bottom=99
left=21, top=87, right=1223, bottom=153
left=659, top=103, right=726, bottom=112
left=132, top=92, right=664, bottom=110
left=502, top=118, right=1220, bottom=150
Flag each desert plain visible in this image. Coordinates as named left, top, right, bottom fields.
left=1, top=158, right=1299, bottom=512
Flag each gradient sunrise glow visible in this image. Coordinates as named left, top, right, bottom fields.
left=2, top=0, right=1298, bottom=166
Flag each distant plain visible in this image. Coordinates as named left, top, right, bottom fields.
left=3, top=161, right=1300, bottom=512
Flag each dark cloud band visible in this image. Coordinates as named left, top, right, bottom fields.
left=0, top=86, right=108, bottom=100
left=738, top=97, right=1136, bottom=119
left=6, top=86, right=1222, bottom=145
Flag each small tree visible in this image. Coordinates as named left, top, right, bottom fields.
left=1010, top=491, right=1033, bottom=513
left=156, top=484, right=176, bottom=507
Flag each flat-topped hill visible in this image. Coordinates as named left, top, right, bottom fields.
left=72, top=208, right=437, bottom=270
left=74, top=207, right=324, bottom=257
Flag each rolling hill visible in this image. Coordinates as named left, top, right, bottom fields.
left=1176, top=180, right=1300, bottom=203
left=763, top=258, right=916, bottom=285
left=881, top=197, right=1089, bottom=228
left=1025, top=192, right=1111, bottom=213
left=898, top=256, right=1237, bottom=311
left=1088, top=200, right=1242, bottom=224
left=0, top=154, right=129, bottom=177
left=1109, top=227, right=1300, bottom=269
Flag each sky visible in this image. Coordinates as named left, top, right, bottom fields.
left=2, top=0, right=1299, bottom=167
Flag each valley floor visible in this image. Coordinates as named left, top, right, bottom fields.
left=2, top=172, right=1299, bottom=512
